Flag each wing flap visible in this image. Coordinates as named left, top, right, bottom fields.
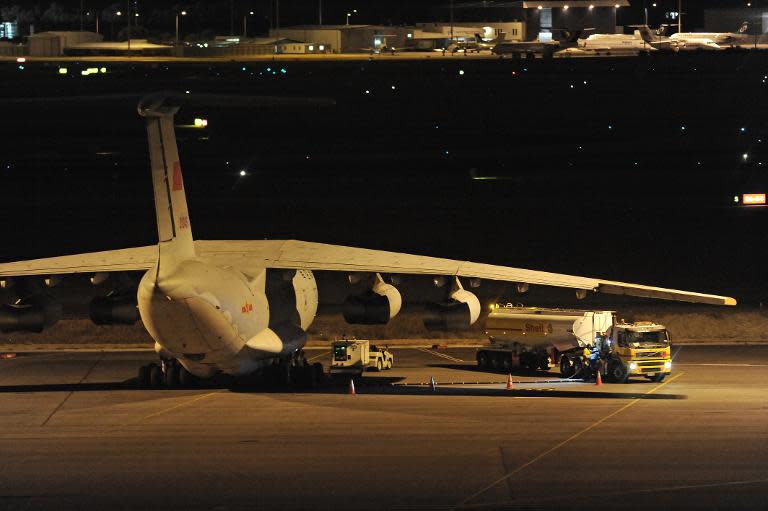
left=195, top=240, right=735, bottom=306
left=0, top=246, right=157, bottom=277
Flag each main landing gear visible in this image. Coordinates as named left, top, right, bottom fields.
left=269, top=352, right=325, bottom=389
left=137, top=358, right=196, bottom=388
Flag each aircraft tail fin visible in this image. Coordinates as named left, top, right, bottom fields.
left=138, top=94, right=196, bottom=267
left=475, top=33, right=484, bottom=43
left=738, top=21, right=749, bottom=34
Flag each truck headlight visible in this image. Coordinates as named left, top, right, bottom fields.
left=629, top=362, right=637, bottom=371
left=664, top=361, right=672, bottom=370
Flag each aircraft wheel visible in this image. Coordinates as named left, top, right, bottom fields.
left=279, top=359, right=292, bottom=386
left=137, top=365, right=150, bottom=387
left=312, top=362, right=325, bottom=384
left=302, top=364, right=319, bottom=389
left=149, top=364, right=163, bottom=388
left=164, top=363, right=180, bottom=387
left=178, top=366, right=195, bottom=387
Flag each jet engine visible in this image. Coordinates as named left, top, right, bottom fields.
left=90, top=294, right=139, bottom=325
left=0, top=294, right=62, bottom=333
left=423, top=279, right=481, bottom=331
left=343, top=274, right=402, bottom=325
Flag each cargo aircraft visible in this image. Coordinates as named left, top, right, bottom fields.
left=0, top=93, right=736, bottom=388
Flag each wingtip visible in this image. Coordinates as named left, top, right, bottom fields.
left=724, top=297, right=738, bottom=306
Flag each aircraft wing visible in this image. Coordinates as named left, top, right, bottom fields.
left=195, top=240, right=736, bottom=306
left=0, top=246, right=157, bottom=278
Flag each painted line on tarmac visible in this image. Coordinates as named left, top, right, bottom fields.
left=417, top=347, right=465, bottom=363
left=136, top=391, right=224, bottom=423
left=308, top=351, right=330, bottom=362
left=40, top=352, right=104, bottom=427
left=455, top=372, right=685, bottom=509
left=473, top=476, right=768, bottom=508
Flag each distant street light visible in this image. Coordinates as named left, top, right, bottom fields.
left=176, top=11, right=187, bottom=43
left=346, top=9, right=357, bottom=26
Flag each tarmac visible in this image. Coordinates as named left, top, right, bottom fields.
left=0, top=345, right=766, bottom=510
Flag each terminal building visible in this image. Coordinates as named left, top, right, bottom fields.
left=269, top=25, right=413, bottom=53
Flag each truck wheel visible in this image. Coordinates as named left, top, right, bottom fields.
left=560, top=356, right=573, bottom=378
left=477, top=351, right=488, bottom=368
left=538, top=354, right=549, bottom=371
left=489, top=354, right=500, bottom=370
left=651, top=373, right=666, bottom=383
left=572, top=357, right=584, bottom=378
left=386, top=359, right=393, bottom=370
left=502, top=355, right=511, bottom=371
left=376, top=360, right=383, bottom=372
left=608, top=361, right=629, bottom=384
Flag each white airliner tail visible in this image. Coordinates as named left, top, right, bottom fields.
left=138, top=94, right=196, bottom=268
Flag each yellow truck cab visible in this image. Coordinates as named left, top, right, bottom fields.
left=606, top=321, right=672, bottom=383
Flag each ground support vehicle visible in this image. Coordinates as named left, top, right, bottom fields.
left=560, top=321, right=672, bottom=383
left=478, top=306, right=672, bottom=383
left=478, top=306, right=613, bottom=373
left=330, top=340, right=394, bottom=377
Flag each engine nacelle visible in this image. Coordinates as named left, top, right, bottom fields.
left=423, top=288, right=481, bottom=331
left=343, top=279, right=402, bottom=325
left=0, top=304, right=46, bottom=333
left=0, top=294, right=62, bottom=333
left=90, top=295, right=139, bottom=325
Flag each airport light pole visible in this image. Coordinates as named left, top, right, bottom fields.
left=346, top=9, right=357, bottom=26
left=175, top=11, right=187, bottom=43
left=243, top=11, right=254, bottom=37
left=319, top=0, right=323, bottom=25
left=678, top=0, right=682, bottom=33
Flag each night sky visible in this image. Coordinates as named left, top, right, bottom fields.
left=2, top=1, right=763, bottom=37
left=1, top=51, right=767, bottom=306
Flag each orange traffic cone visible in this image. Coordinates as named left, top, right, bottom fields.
left=349, top=378, right=356, bottom=395
left=595, top=371, right=603, bottom=386
left=506, top=374, right=514, bottom=390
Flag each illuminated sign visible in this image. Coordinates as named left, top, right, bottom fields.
left=743, top=193, right=766, bottom=205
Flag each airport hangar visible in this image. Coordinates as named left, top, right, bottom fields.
left=510, top=0, right=629, bottom=40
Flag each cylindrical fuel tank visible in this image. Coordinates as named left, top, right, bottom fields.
left=484, top=306, right=613, bottom=351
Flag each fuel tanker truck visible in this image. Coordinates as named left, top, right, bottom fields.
left=477, top=305, right=673, bottom=383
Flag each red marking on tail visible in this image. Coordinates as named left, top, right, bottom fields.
left=172, top=161, right=184, bottom=191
